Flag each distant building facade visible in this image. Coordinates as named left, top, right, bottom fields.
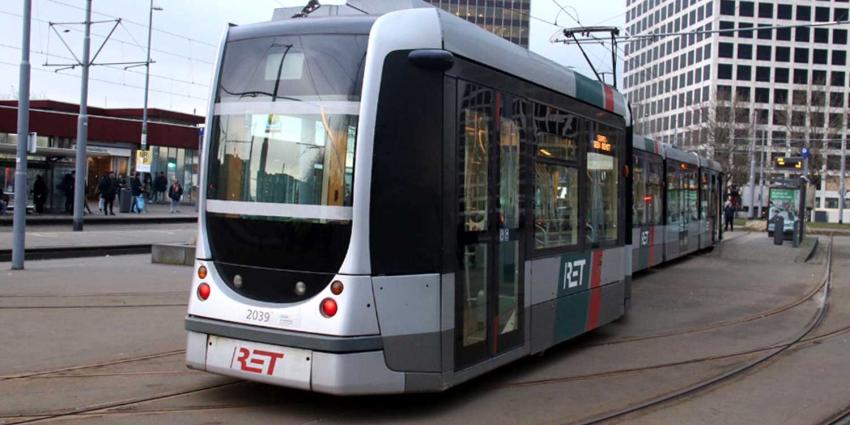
left=272, top=0, right=530, bottom=48
left=623, top=0, right=849, bottom=221
left=423, top=0, right=531, bottom=47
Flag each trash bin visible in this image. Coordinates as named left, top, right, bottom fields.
left=773, top=216, right=784, bottom=245
left=119, top=188, right=132, bottom=213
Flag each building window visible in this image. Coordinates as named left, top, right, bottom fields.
left=738, top=22, right=753, bottom=38
left=739, top=1, right=754, bottom=16
left=717, top=85, right=732, bottom=101
left=720, top=21, right=735, bottom=36
left=776, top=27, right=792, bottom=41
left=796, top=5, right=811, bottom=21
left=718, top=63, right=733, bottom=79
left=720, top=0, right=735, bottom=15
left=813, top=70, right=827, bottom=85
left=815, top=7, right=830, bottom=22
left=834, top=30, right=848, bottom=45
left=737, top=44, right=753, bottom=59
left=796, top=27, right=810, bottom=42
left=793, top=90, right=808, bottom=105
left=737, top=65, right=752, bottom=81
left=736, top=86, right=751, bottom=101
left=794, top=69, right=808, bottom=84
left=758, top=2, right=773, bottom=18
left=756, top=66, right=771, bottom=82
left=757, top=45, right=771, bottom=60
left=758, top=26, right=772, bottom=40
left=836, top=8, right=849, bottom=22
left=777, top=4, right=792, bottom=19
left=774, top=89, right=788, bottom=103
left=813, top=49, right=828, bottom=64
left=794, top=48, right=809, bottom=63
left=776, top=46, right=790, bottom=62
left=815, top=28, right=829, bottom=43
left=830, top=92, right=845, bottom=107
left=719, top=42, right=734, bottom=57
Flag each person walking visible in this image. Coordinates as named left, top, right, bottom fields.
left=724, top=196, right=736, bottom=232
left=32, top=174, right=48, bottom=214
left=130, top=172, right=143, bottom=213
left=60, top=171, right=74, bottom=213
left=154, top=172, right=168, bottom=203
left=168, top=179, right=183, bottom=213
left=98, top=172, right=117, bottom=215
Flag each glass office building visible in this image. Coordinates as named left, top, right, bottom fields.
left=424, top=0, right=531, bottom=47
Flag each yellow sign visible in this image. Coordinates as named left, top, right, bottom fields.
left=135, top=148, right=153, bottom=173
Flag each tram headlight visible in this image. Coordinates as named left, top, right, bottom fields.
left=320, top=298, right=338, bottom=318
left=197, top=283, right=211, bottom=301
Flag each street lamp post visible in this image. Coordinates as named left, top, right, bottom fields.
left=141, top=1, right=162, bottom=151
left=12, top=0, right=32, bottom=269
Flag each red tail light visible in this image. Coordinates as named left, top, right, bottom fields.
left=197, top=283, right=211, bottom=301
left=321, top=298, right=338, bottom=317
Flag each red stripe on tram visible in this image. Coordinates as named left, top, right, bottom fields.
left=603, top=85, right=615, bottom=112
left=586, top=249, right=604, bottom=330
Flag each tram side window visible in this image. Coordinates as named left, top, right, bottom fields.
left=633, top=154, right=647, bottom=227
left=700, top=171, right=710, bottom=220
left=667, top=161, right=681, bottom=224
left=647, top=156, right=664, bottom=225
left=533, top=103, right=580, bottom=249
left=459, top=85, right=492, bottom=233
left=685, top=166, right=699, bottom=222
left=587, top=123, right=620, bottom=244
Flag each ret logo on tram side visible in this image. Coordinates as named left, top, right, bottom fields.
left=558, top=253, right=592, bottom=296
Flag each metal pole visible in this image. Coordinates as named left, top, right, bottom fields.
left=11, top=0, right=32, bottom=270
left=840, top=127, right=846, bottom=224
left=757, top=132, right=766, bottom=219
left=141, top=0, right=153, bottom=151
left=748, top=137, right=756, bottom=219
left=72, top=0, right=92, bottom=231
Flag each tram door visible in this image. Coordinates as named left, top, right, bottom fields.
left=455, top=82, right=525, bottom=369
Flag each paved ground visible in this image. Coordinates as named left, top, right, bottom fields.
left=1, top=233, right=847, bottom=424
left=0, top=222, right=196, bottom=251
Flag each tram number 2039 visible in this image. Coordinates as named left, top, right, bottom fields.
left=246, top=309, right=271, bottom=323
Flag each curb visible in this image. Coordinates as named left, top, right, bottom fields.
left=0, top=216, right=197, bottom=227
left=0, top=245, right=152, bottom=262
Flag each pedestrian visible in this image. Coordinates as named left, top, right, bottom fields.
left=130, top=172, right=143, bottom=213
left=143, top=173, right=153, bottom=202
left=98, top=172, right=117, bottom=216
left=60, top=171, right=74, bottom=213
left=724, top=196, right=736, bottom=232
left=154, top=171, right=168, bottom=203
left=83, top=181, right=93, bottom=215
left=32, top=174, right=48, bottom=214
left=168, top=179, right=183, bottom=213
left=0, top=191, right=8, bottom=215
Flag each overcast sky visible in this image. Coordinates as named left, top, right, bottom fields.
left=0, top=0, right=625, bottom=115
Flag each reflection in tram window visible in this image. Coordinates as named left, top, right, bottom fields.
left=459, top=84, right=491, bottom=232
left=587, top=125, right=620, bottom=244
left=534, top=164, right=578, bottom=248
left=460, top=243, right=488, bottom=347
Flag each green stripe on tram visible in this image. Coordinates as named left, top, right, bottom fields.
left=574, top=74, right=604, bottom=109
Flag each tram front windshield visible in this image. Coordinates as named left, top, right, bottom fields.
left=206, top=34, right=368, bottom=273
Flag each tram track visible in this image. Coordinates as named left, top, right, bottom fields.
left=566, top=234, right=835, bottom=425
left=0, top=350, right=186, bottom=382
left=588, top=235, right=827, bottom=348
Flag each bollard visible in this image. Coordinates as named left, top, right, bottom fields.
left=773, top=216, right=784, bottom=245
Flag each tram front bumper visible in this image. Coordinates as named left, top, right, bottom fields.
left=185, top=317, right=406, bottom=395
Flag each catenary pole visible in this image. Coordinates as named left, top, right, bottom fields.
left=757, top=132, right=766, bottom=219
left=840, top=127, right=846, bottom=224
left=11, top=0, right=32, bottom=270
left=141, top=0, right=154, bottom=151
left=748, top=137, right=756, bottom=219
left=72, top=0, right=92, bottom=231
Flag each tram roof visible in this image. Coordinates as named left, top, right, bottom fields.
left=226, top=9, right=630, bottom=121
left=435, top=9, right=630, bottom=120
